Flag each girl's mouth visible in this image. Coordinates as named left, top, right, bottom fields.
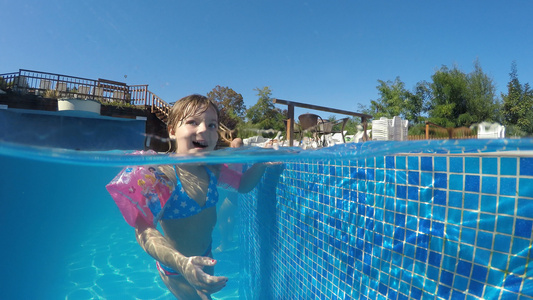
left=192, top=141, right=208, bottom=148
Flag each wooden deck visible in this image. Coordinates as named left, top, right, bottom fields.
left=0, top=69, right=235, bottom=150
left=0, top=69, right=171, bottom=122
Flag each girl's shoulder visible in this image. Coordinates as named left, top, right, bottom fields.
left=168, top=164, right=219, bottom=182
left=207, top=164, right=221, bottom=178
left=157, top=165, right=177, bottom=184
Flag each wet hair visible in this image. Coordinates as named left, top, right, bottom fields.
left=167, top=94, right=220, bottom=133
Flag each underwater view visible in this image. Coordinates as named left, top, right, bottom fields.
left=1, top=138, right=532, bottom=299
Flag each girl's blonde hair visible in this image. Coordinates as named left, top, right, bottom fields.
left=167, top=94, right=220, bottom=132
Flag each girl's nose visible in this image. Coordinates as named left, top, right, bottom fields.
left=197, top=122, right=208, bottom=132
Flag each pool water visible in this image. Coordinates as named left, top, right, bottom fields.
left=0, top=146, right=244, bottom=300
left=1, top=139, right=533, bottom=299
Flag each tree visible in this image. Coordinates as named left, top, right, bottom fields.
left=427, top=65, right=469, bottom=127
left=367, top=61, right=499, bottom=131
left=464, top=60, right=499, bottom=124
left=368, top=77, right=428, bottom=125
left=427, top=61, right=498, bottom=128
left=343, top=117, right=360, bottom=135
left=501, top=62, right=533, bottom=135
left=408, top=81, right=431, bottom=124
left=207, top=85, right=246, bottom=129
left=246, top=86, right=286, bottom=131
left=369, top=77, right=409, bottom=120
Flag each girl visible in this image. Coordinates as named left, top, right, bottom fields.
left=107, top=94, right=268, bottom=299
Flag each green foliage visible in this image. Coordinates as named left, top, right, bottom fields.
left=237, top=127, right=261, bottom=139
left=426, top=60, right=499, bottom=128
left=410, top=81, right=431, bottom=124
left=363, top=60, right=501, bottom=134
left=427, top=65, right=469, bottom=126
left=501, top=62, right=533, bottom=135
left=43, top=89, right=61, bottom=99
left=101, top=100, right=136, bottom=108
left=245, top=87, right=286, bottom=132
left=344, top=117, right=361, bottom=135
left=207, top=85, right=246, bottom=130
left=370, top=77, right=409, bottom=119
left=466, top=60, right=499, bottom=123
left=369, top=77, right=427, bottom=125
left=407, top=123, right=426, bottom=136
left=0, top=77, right=17, bottom=90
left=505, top=124, right=529, bottom=137
left=0, top=77, right=8, bottom=90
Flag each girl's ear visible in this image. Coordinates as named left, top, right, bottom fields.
left=168, top=126, right=176, bottom=140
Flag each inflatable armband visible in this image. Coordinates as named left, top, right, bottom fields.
left=106, top=164, right=174, bottom=227
left=218, top=163, right=243, bottom=191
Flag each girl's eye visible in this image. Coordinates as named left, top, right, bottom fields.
left=186, top=120, right=197, bottom=125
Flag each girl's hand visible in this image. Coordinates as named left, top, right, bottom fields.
left=181, top=256, right=228, bottom=299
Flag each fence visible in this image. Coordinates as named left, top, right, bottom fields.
left=0, top=69, right=246, bottom=140
left=0, top=69, right=171, bottom=120
left=409, top=121, right=477, bottom=140
left=409, top=134, right=477, bottom=140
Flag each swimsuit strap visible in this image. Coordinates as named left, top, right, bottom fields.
left=170, top=165, right=219, bottom=207
left=172, top=165, right=217, bottom=188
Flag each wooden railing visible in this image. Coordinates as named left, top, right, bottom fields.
left=0, top=69, right=237, bottom=141
left=129, top=84, right=171, bottom=121
left=418, top=121, right=476, bottom=140
left=0, top=69, right=172, bottom=121
left=273, top=98, right=373, bottom=146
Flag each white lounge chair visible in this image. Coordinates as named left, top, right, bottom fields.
left=477, top=122, right=505, bottom=139
left=372, top=116, right=409, bottom=141
left=371, top=117, right=390, bottom=141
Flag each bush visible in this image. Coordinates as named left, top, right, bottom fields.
left=43, top=89, right=60, bottom=99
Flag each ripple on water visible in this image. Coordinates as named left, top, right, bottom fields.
left=66, top=288, right=98, bottom=300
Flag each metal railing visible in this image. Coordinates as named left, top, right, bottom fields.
left=273, top=98, right=373, bottom=146
left=0, top=69, right=172, bottom=120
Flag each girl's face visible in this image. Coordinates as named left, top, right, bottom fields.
left=169, top=105, right=219, bottom=154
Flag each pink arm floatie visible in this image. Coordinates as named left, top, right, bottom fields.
left=218, top=163, right=243, bottom=191
left=106, top=151, right=174, bottom=227
left=106, top=151, right=242, bottom=226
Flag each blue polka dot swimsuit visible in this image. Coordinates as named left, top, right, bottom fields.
left=160, top=166, right=219, bottom=219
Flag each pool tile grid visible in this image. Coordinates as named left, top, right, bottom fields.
left=241, top=155, right=533, bottom=299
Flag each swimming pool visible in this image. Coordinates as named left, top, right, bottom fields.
left=1, top=138, right=532, bottom=299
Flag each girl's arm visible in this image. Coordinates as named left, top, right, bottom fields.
left=237, top=163, right=268, bottom=193
left=134, top=218, right=185, bottom=271
left=134, top=217, right=227, bottom=295
left=218, top=162, right=275, bottom=194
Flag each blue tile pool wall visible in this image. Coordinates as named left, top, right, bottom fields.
left=240, top=155, right=533, bottom=299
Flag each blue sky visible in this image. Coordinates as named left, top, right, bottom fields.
left=2, top=0, right=532, bottom=119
